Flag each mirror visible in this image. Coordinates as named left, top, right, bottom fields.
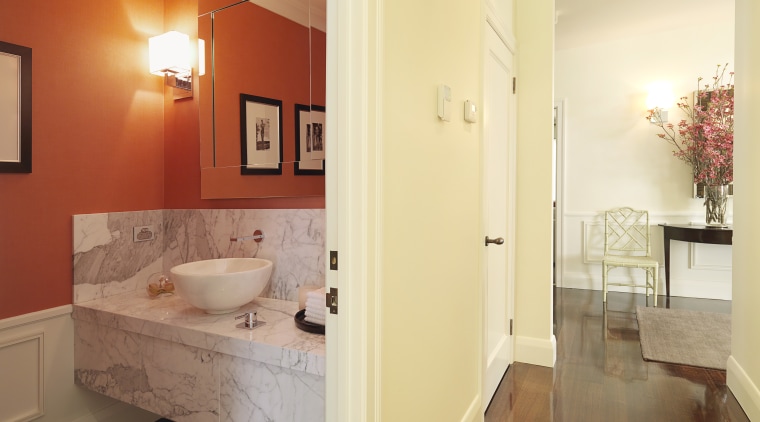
left=198, top=0, right=326, bottom=199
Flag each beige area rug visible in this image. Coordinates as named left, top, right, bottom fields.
left=636, top=306, right=731, bottom=370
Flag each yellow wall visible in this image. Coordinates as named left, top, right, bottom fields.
left=513, top=0, right=556, bottom=366
left=728, top=1, right=760, bottom=419
left=378, top=0, right=483, bottom=420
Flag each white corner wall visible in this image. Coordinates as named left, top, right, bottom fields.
left=513, top=0, right=557, bottom=367
left=727, top=0, right=760, bottom=419
left=554, top=6, right=735, bottom=299
left=0, top=307, right=159, bottom=422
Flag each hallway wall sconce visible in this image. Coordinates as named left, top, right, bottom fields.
left=646, top=81, right=674, bottom=124
left=149, top=31, right=193, bottom=99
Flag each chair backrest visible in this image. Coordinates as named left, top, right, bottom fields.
left=604, top=207, right=651, bottom=257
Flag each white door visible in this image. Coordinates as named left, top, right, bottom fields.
left=482, top=22, right=516, bottom=411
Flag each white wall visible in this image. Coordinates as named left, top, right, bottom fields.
left=555, top=10, right=735, bottom=299
left=513, top=0, right=557, bottom=367
left=376, top=1, right=484, bottom=420
left=727, top=0, right=760, bottom=419
left=0, top=307, right=158, bottom=422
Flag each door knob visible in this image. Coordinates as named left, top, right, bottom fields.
left=485, top=236, right=504, bottom=246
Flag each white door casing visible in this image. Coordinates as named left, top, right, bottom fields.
left=325, top=0, right=379, bottom=421
left=482, top=19, right=517, bottom=411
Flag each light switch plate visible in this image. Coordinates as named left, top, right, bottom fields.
left=133, top=225, right=156, bottom=242
left=438, top=84, right=451, bottom=121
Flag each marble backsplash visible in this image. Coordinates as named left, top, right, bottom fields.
left=73, top=209, right=325, bottom=304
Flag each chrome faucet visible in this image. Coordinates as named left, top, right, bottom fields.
left=235, top=311, right=265, bottom=330
left=230, top=229, right=265, bottom=243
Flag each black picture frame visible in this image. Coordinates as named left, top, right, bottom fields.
left=240, top=94, right=282, bottom=175
left=294, top=104, right=325, bottom=175
left=0, top=40, right=32, bottom=173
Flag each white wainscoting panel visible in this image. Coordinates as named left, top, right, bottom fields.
left=0, top=305, right=159, bottom=422
left=0, top=331, right=44, bottom=421
left=560, top=213, right=732, bottom=300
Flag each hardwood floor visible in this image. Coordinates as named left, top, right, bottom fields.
left=485, top=288, right=749, bottom=421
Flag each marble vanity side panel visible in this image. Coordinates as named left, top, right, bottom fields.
left=73, top=210, right=164, bottom=304
left=219, top=354, right=325, bottom=422
left=74, top=320, right=219, bottom=422
left=163, top=209, right=325, bottom=302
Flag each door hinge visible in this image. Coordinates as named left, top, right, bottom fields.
left=329, top=251, right=338, bottom=270
left=512, top=77, right=516, bottom=94
left=326, top=287, right=338, bottom=314
left=509, top=319, right=513, bottom=335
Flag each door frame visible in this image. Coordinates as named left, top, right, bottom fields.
left=325, top=0, right=381, bottom=421
left=553, top=99, right=566, bottom=288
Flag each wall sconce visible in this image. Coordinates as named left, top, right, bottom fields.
left=646, top=81, right=674, bottom=123
left=149, top=31, right=192, bottom=98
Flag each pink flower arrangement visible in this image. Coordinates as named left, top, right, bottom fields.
left=647, top=64, right=734, bottom=186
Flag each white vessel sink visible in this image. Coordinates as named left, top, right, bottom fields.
left=169, top=258, right=273, bottom=314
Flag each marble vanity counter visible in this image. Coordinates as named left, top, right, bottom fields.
left=72, top=292, right=325, bottom=376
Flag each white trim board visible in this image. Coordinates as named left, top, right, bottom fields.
left=514, top=335, right=556, bottom=368
left=727, top=356, right=760, bottom=422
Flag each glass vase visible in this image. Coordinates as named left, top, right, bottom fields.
left=704, top=185, right=729, bottom=226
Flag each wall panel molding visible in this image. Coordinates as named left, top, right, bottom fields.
left=0, top=305, right=71, bottom=331
left=0, top=331, right=44, bottom=422
left=563, top=213, right=732, bottom=299
left=0, top=305, right=158, bottom=421
left=690, top=244, right=733, bottom=271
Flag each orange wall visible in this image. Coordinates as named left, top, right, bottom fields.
left=0, top=0, right=165, bottom=319
left=0, top=0, right=324, bottom=320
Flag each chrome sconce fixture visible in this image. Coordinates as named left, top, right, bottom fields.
left=149, top=31, right=193, bottom=98
left=646, top=81, right=674, bottom=124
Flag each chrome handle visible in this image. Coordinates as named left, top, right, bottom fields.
left=485, top=236, right=504, bottom=246
left=230, top=229, right=265, bottom=243
left=235, top=311, right=265, bottom=330
left=236, top=312, right=257, bottom=326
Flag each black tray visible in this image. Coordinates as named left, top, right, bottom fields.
left=294, top=309, right=325, bottom=335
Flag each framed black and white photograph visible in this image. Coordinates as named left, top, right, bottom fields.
left=240, top=94, right=282, bottom=175
left=294, top=104, right=325, bottom=175
left=309, top=104, right=325, bottom=161
left=0, top=40, right=32, bottom=173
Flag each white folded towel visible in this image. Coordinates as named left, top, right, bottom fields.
left=303, top=287, right=327, bottom=326
left=306, top=305, right=325, bottom=316
left=306, top=297, right=325, bottom=311
left=305, top=315, right=325, bottom=325
left=307, top=287, right=326, bottom=301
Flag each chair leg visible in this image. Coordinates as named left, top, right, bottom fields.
left=645, top=270, right=650, bottom=298
left=653, top=266, right=659, bottom=307
left=602, top=264, right=608, bottom=302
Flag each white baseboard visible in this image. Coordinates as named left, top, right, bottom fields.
left=560, top=271, right=731, bottom=300
left=727, top=355, right=760, bottom=421
left=460, top=394, right=482, bottom=422
left=514, top=335, right=556, bottom=368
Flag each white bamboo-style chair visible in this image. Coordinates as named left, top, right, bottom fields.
left=602, top=207, right=659, bottom=307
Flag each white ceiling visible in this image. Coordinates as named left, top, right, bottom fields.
left=555, top=0, right=735, bottom=50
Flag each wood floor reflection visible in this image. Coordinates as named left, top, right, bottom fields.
left=484, top=288, right=749, bottom=422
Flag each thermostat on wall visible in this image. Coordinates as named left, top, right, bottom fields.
left=464, top=100, right=477, bottom=123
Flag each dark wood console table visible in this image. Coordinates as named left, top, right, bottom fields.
left=660, top=224, right=733, bottom=297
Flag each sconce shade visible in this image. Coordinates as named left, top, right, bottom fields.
left=646, top=81, right=674, bottom=110
left=149, top=31, right=191, bottom=77
left=198, top=39, right=205, bottom=76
